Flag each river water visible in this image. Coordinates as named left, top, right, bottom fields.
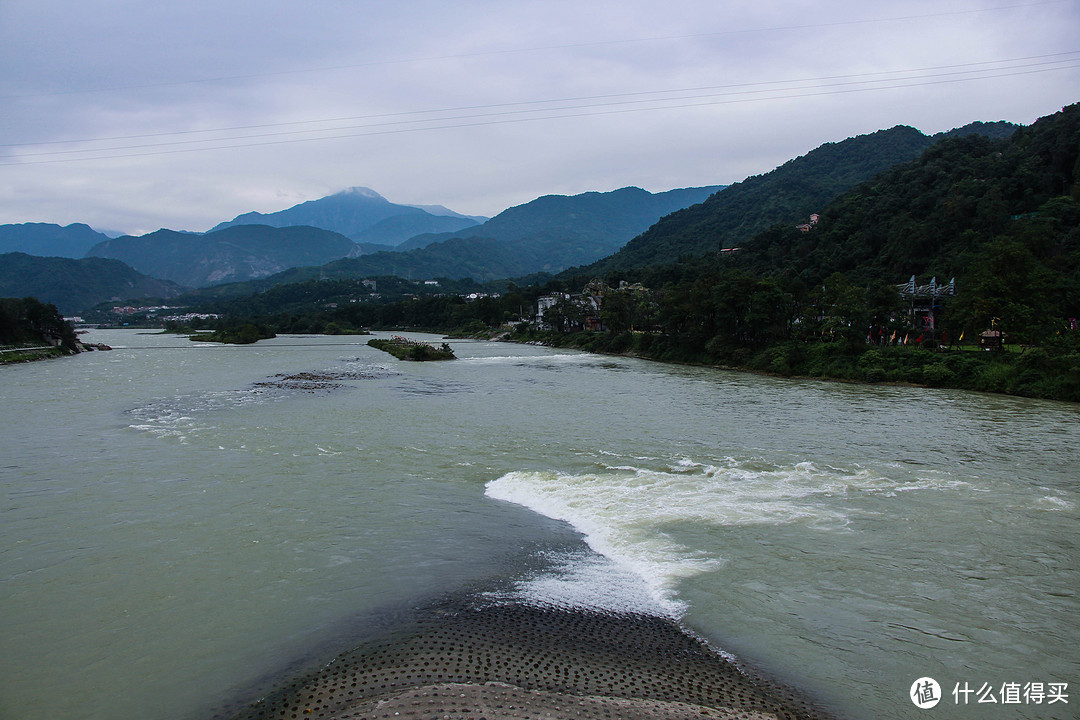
left=1, top=330, right=1076, bottom=720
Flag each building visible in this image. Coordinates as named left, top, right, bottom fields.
left=535, top=293, right=569, bottom=329
left=897, top=276, right=955, bottom=334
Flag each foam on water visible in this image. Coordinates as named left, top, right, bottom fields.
left=461, top=353, right=609, bottom=368
left=485, top=457, right=968, bottom=614
left=126, top=359, right=398, bottom=441
left=128, top=388, right=286, bottom=441
left=483, top=548, right=669, bottom=617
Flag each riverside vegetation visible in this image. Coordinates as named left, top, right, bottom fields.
left=187, top=323, right=278, bottom=345
left=0, top=297, right=80, bottom=363
left=368, top=336, right=456, bottom=360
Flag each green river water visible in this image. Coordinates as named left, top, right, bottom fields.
left=1, top=330, right=1076, bottom=720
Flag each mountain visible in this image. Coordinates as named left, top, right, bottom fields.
left=208, top=186, right=485, bottom=245
left=0, top=252, right=183, bottom=314
left=349, top=213, right=481, bottom=247
left=528, top=104, right=1076, bottom=398
left=80, top=184, right=718, bottom=290
left=237, top=185, right=726, bottom=285
left=0, top=223, right=112, bottom=258
left=935, top=120, right=1018, bottom=141
left=405, top=204, right=486, bottom=222
left=396, top=185, right=726, bottom=252
left=87, top=224, right=358, bottom=287
left=734, top=104, right=1079, bottom=291
left=580, top=122, right=1019, bottom=274
left=251, top=235, right=576, bottom=286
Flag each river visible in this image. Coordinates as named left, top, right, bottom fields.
left=1, top=329, right=1076, bottom=719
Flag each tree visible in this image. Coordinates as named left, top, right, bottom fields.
left=0, top=297, right=78, bottom=350
left=544, top=295, right=587, bottom=332
left=809, top=273, right=871, bottom=345
left=950, top=237, right=1058, bottom=344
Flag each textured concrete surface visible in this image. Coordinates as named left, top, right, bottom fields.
left=220, top=600, right=833, bottom=720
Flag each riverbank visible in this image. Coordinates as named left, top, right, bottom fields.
left=0, top=339, right=110, bottom=365
left=506, top=328, right=1080, bottom=402
left=219, top=597, right=833, bottom=720
left=0, top=345, right=66, bottom=364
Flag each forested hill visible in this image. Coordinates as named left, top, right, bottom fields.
left=0, top=253, right=184, bottom=314
left=195, top=185, right=725, bottom=293
left=580, top=122, right=1016, bottom=274
left=0, top=222, right=112, bottom=259
left=399, top=185, right=726, bottom=252
left=716, top=102, right=1080, bottom=338
left=87, top=225, right=359, bottom=288
left=734, top=107, right=1079, bottom=284
left=571, top=104, right=1077, bottom=352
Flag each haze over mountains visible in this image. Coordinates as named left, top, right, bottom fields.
left=255, top=185, right=726, bottom=286
left=0, top=253, right=182, bottom=314
left=208, top=186, right=487, bottom=244
left=0, top=115, right=1031, bottom=314
left=0, top=183, right=725, bottom=294
left=85, top=225, right=361, bottom=288
left=0, top=223, right=113, bottom=259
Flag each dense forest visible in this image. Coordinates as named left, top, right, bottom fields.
left=0, top=297, right=80, bottom=361
left=582, top=121, right=1017, bottom=274
left=126, top=105, right=1080, bottom=400
left=0, top=252, right=183, bottom=314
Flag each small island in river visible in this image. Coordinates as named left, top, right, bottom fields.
left=188, top=324, right=277, bottom=344
left=368, top=336, right=456, bottom=361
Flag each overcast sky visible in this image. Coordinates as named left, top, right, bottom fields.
left=1, top=0, right=1077, bottom=235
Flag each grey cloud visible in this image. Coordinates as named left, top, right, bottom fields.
left=1, top=0, right=1076, bottom=234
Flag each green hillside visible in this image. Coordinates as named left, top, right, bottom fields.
left=535, top=103, right=1078, bottom=399
left=700, top=104, right=1080, bottom=341
left=581, top=123, right=1020, bottom=274
left=86, top=224, right=357, bottom=287
left=0, top=253, right=184, bottom=314
left=0, top=222, right=112, bottom=259
left=189, top=185, right=725, bottom=295
left=393, top=185, right=724, bottom=254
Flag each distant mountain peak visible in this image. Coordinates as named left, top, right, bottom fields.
left=0, top=222, right=113, bottom=259
left=338, top=186, right=387, bottom=200
left=207, top=186, right=485, bottom=239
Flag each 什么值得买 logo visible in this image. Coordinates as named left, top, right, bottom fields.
left=910, top=677, right=942, bottom=709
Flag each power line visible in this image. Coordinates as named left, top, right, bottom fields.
left=5, top=51, right=1077, bottom=151
left=1, top=0, right=1067, bottom=101
left=2, top=58, right=1076, bottom=166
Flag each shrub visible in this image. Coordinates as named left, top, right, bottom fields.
left=862, top=365, right=887, bottom=383
left=974, top=362, right=1013, bottom=393
left=608, top=332, right=632, bottom=354
left=922, top=362, right=956, bottom=387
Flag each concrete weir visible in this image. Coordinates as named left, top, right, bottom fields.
left=218, top=598, right=833, bottom=720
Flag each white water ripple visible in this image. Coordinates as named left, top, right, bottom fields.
left=485, top=457, right=968, bottom=614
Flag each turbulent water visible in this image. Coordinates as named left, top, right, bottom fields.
left=1, top=330, right=1076, bottom=720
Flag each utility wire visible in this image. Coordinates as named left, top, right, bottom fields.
left=2, top=58, right=1076, bottom=166
left=5, top=51, right=1077, bottom=151
left=1, top=0, right=1066, bottom=100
